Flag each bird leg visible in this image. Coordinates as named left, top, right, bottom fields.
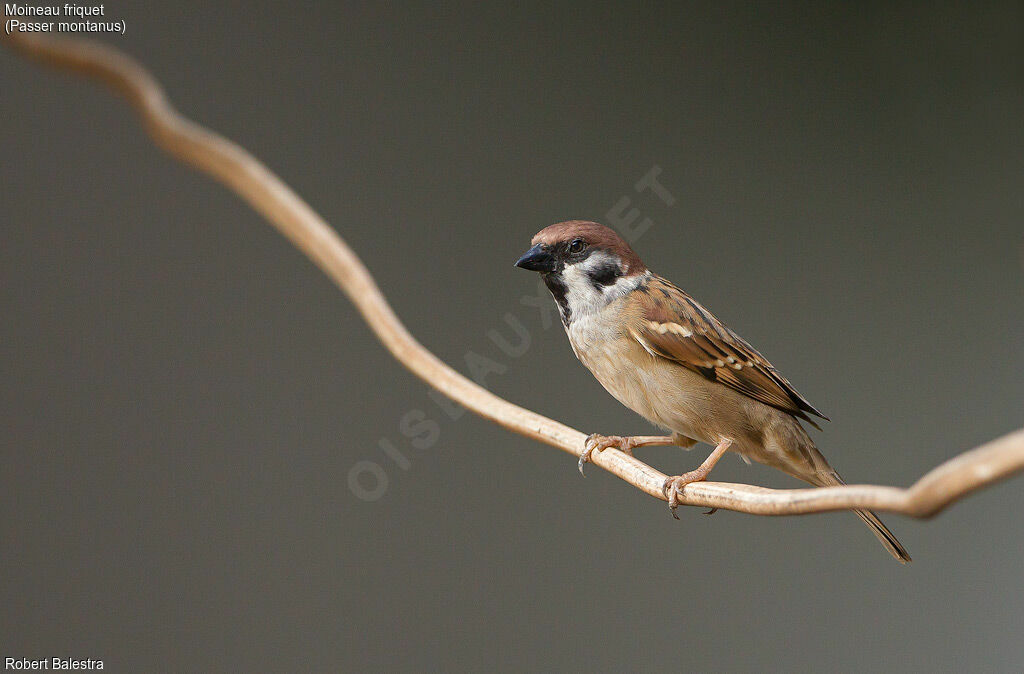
left=663, top=438, right=733, bottom=519
left=578, top=433, right=691, bottom=476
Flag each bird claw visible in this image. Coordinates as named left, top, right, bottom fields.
left=578, top=433, right=634, bottom=477
left=668, top=489, right=681, bottom=520
left=663, top=471, right=709, bottom=519
left=577, top=447, right=593, bottom=476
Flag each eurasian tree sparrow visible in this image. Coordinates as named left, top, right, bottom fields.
left=515, top=220, right=911, bottom=563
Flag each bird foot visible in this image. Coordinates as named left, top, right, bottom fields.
left=663, top=469, right=712, bottom=519
left=662, top=438, right=732, bottom=518
left=578, top=434, right=635, bottom=476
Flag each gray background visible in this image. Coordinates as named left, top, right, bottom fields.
left=2, top=2, right=1023, bottom=672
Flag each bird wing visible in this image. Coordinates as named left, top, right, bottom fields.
left=628, top=276, right=829, bottom=426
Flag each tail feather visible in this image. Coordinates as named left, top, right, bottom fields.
left=817, top=470, right=912, bottom=564
left=853, top=508, right=912, bottom=564
left=753, top=424, right=911, bottom=563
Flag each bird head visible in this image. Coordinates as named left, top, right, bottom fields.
left=514, top=220, right=646, bottom=280
left=515, top=221, right=648, bottom=323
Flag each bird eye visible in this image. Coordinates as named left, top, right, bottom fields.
left=568, top=239, right=586, bottom=254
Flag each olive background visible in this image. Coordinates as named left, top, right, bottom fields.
left=2, top=2, right=1023, bottom=672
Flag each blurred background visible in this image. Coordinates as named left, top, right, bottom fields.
left=2, top=2, right=1022, bottom=671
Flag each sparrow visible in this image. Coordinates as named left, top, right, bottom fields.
left=515, top=220, right=911, bottom=563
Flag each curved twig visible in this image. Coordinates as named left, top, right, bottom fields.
left=4, top=29, right=1022, bottom=518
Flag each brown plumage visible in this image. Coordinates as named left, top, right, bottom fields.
left=515, top=220, right=911, bottom=563
left=531, top=220, right=647, bottom=275
left=632, top=276, right=828, bottom=428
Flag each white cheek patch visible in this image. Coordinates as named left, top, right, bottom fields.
left=560, top=254, right=644, bottom=320
left=561, top=255, right=610, bottom=314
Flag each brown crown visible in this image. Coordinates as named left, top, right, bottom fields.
left=530, top=220, right=647, bottom=275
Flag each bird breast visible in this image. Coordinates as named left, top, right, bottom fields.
left=566, top=301, right=681, bottom=426
left=565, top=297, right=736, bottom=446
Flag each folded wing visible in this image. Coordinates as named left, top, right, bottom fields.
left=630, top=277, right=829, bottom=427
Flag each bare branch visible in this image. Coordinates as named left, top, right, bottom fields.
left=5, top=30, right=1022, bottom=518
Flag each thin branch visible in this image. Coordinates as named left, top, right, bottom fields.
left=5, top=29, right=1023, bottom=518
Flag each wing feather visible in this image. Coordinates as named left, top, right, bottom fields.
left=631, top=276, right=829, bottom=425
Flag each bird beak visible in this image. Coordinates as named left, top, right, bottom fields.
left=514, top=243, right=556, bottom=272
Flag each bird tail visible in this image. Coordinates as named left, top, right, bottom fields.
left=765, top=424, right=911, bottom=563
left=852, top=508, right=913, bottom=564
left=817, top=470, right=912, bottom=564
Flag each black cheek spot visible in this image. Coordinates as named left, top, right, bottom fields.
left=586, top=261, right=622, bottom=288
